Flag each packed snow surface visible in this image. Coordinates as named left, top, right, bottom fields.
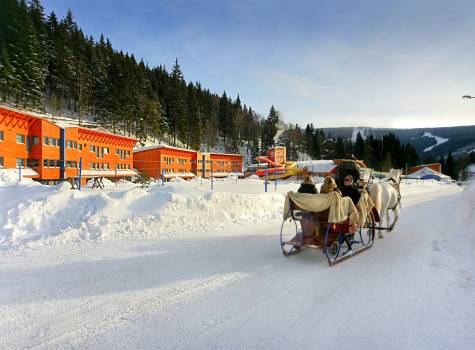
left=422, top=132, right=449, bottom=152
left=0, top=170, right=474, bottom=349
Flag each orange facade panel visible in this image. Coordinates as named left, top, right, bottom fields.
left=0, top=106, right=137, bottom=183
left=209, top=153, right=243, bottom=175
left=134, top=146, right=197, bottom=179
left=134, top=146, right=243, bottom=180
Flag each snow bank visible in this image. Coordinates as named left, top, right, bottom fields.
left=0, top=178, right=285, bottom=249
left=458, top=181, right=475, bottom=227
left=0, top=169, right=36, bottom=187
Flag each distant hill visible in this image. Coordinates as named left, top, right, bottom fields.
left=321, top=126, right=475, bottom=158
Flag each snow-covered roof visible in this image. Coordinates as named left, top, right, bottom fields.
left=209, top=152, right=243, bottom=158
left=296, top=160, right=337, bottom=173
left=410, top=167, right=450, bottom=179
left=134, top=144, right=197, bottom=154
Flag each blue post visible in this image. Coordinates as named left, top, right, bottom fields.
left=78, top=157, right=82, bottom=191
left=211, top=160, right=214, bottom=191
left=162, top=168, right=165, bottom=186
left=275, top=161, right=277, bottom=191
left=264, top=164, right=268, bottom=193
left=19, top=163, right=22, bottom=182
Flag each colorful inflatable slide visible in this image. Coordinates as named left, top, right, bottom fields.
left=254, top=156, right=302, bottom=180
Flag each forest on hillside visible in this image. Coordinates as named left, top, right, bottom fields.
left=1, top=0, right=471, bottom=177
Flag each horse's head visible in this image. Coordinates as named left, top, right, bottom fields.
left=388, top=168, right=402, bottom=183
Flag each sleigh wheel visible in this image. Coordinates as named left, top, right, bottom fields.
left=327, top=240, right=340, bottom=259
left=359, top=211, right=375, bottom=247
left=324, top=224, right=341, bottom=261
left=280, top=219, right=300, bottom=256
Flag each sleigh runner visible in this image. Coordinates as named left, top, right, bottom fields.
left=281, top=190, right=376, bottom=266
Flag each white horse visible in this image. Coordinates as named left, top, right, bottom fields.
left=369, top=169, right=402, bottom=238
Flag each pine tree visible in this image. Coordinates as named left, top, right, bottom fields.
left=261, top=105, right=279, bottom=153
left=382, top=152, right=393, bottom=172
left=445, top=152, right=456, bottom=179
left=354, top=132, right=365, bottom=160
left=166, top=58, right=186, bottom=146
left=335, top=137, right=345, bottom=159
left=218, top=91, right=231, bottom=148
left=0, top=45, right=15, bottom=102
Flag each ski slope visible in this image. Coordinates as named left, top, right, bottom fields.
left=422, top=132, right=450, bottom=152
left=0, top=175, right=474, bottom=349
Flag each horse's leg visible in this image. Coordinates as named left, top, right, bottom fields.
left=386, top=208, right=391, bottom=231
left=378, top=209, right=385, bottom=238
left=389, top=205, right=400, bottom=231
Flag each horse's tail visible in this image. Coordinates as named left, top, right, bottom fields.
left=370, top=183, right=382, bottom=214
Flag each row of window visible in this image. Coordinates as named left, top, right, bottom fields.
left=66, top=160, right=78, bottom=168
left=8, top=158, right=130, bottom=170
left=66, top=140, right=79, bottom=149
left=116, top=149, right=130, bottom=160
left=89, top=163, right=131, bottom=170
left=163, top=168, right=188, bottom=173
left=6, top=133, right=130, bottom=159
left=90, top=162, right=110, bottom=170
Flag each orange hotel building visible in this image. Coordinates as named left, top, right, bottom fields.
left=0, top=106, right=137, bottom=184
left=134, top=145, right=244, bottom=180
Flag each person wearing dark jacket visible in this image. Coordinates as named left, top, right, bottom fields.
left=340, top=175, right=360, bottom=205
left=339, top=174, right=361, bottom=256
left=298, top=176, right=318, bottom=194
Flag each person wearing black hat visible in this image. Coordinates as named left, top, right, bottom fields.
left=298, top=175, right=318, bottom=194
left=339, top=175, right=360, bottom=205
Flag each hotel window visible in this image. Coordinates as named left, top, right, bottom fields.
left=90, top=145, right=95, bottom=152
left=49, top=159, right=55, bottom=167
left=104, top=147, right=109, bottom=154
left=104, top=163, right=109, bottom=170
left=0, top=156, right=3, bottom=167
left=16, top=134, right=25, bottom=144
left=16, top=158, right=25, bottom=167
left=27, top=159, right=39, bottom=168
left=78, top=143, right=82, bottom=150
left=44, top=137, right=49, bottom=145
left=32, top=136, right=40, bottom=145
left=43, top=159, right=48, bottom=167
left=49, top=137, right=56, bottom=146
left=55, top=160, right=61, bottom=167
left=90, top=162, right=94, bottom=169
left=0, top=130, right=3, bottom=141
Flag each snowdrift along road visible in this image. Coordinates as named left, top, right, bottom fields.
left=0, top=170, right=288, bottom=249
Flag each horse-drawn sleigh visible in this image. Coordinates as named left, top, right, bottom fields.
left=281, top=191, right=376, bottom=266
left=280, top=160, right=401, bottom=266
left=280, top=159, right=401, bottom=266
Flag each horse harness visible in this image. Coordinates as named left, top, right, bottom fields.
left=387, top=177, right=401, bottom=210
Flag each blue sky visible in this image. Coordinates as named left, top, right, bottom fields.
left=42, top=0, right=475, bottom=128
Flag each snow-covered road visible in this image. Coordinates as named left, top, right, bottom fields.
left=0, top=181, right=474, bottom=349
